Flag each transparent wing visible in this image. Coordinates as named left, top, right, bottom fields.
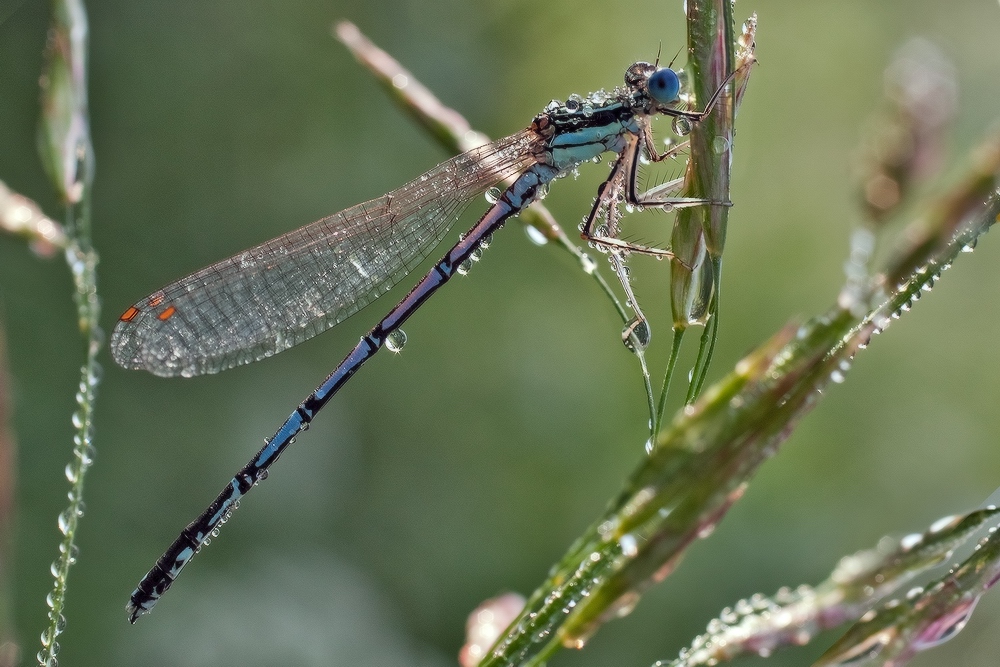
left=112, top=130, right=542, bottom=377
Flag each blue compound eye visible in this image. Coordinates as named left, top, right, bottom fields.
left=647, top=68, right=680, bottom=104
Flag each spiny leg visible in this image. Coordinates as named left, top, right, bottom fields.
left=579, top=148, right=660, bottom=333
left=628, top=124, right=732, bottom=209
left=582, top=136, right=719, bottom=258
left=580, top=138, right=679, bottom=259
left=578, top=148, right=660, bottom=432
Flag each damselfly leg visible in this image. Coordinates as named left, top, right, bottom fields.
left=578, top=66, right=738, bottom=428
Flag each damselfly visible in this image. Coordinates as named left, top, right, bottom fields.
left=113, top=55, right=737, bottom=622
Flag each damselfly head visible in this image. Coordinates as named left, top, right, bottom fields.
left=625, top=62, right=681, bottom=107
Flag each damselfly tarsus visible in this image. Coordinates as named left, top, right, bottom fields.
left=113, top=53, right=737, bottom=622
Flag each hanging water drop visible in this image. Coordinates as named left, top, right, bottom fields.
left=457, top=259, right=473, bottom=275
left=485, top=187, right=502, bottom=204
left=672, top=116, right=693, bottom=136
left=622, top=316, right=651, bottom=353
left=57, top=510, right=72, bottom=535
left=385, top=329, right=407, bottom=353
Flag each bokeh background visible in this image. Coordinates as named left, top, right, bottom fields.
left=2, top=0, right=1000, bottom=665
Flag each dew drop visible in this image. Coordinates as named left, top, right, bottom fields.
left=672, top=116, right=693, bottom=136
left=57, top=510, right=72, bottom=535
left=386, top=329, right=407, bottom=353
left=619, top=533, right=639, bottom=557
left=457, top=259, right=473, bottom=275
left=88, top=362, right=103, bottom=386
left=524, top=225, right=548, bottom=246
left=82, top=442, right=96, bottom=465
left=622, top=316, right=651, bottom=353
left=485, top=187, right=502, bottom=204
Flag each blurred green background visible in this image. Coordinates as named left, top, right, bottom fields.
left=2, top=0, right=1000, bottom=665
